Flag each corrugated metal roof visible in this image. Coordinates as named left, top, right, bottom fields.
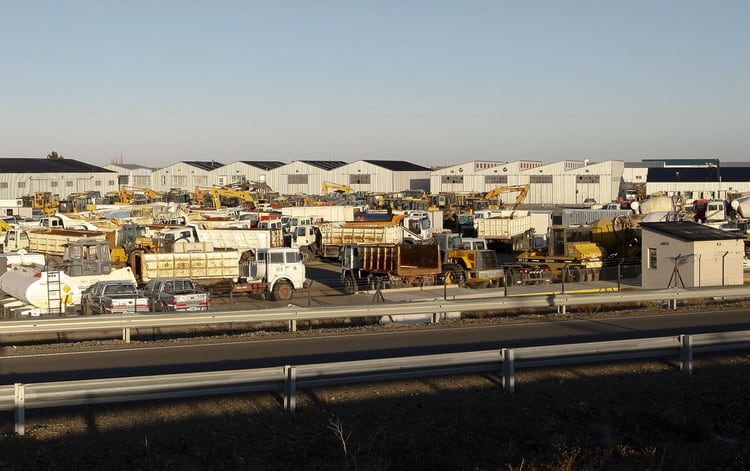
left=0, top=158, right=114, bottom=173
left=640, top=221, right=743, bottom=241
left=362, top=160, right=431, bottom=171
left=184, top=161, right=225, bottom=171
left=299, top=160, right=348, bottom=170
left=239, top=161, right=287, bottom=171
left=111, top=163, right=156, bottom=171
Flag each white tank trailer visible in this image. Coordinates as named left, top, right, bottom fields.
left=0, top=263, right=81, bottom=310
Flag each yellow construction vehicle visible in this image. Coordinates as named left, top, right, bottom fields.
left=322, top=181, right=355, bottom=194
left=119, top=186, right=165, bottom=205
left=210, top=185, right=256, bottom=209
left=516, top=225, right=607, bottom=282
left=31, top=192, right=60, bottom=215
left=484, top=184, right=530, bottom=211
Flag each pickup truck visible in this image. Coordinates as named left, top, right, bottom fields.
left=80, top=280, right=151, bottom=315
left=140, top=278, right=211, bottom=312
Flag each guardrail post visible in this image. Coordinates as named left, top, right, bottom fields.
left=14, top=383, right=25, bottom=436
left=122, top=327, right=131, bottom=343
left=284, top=365, right=297, bottom=413
left=501, top=348, right=515, bottom=394
left=289, top=319, right=297, bottom=332
left=680, top=334, right=693, bottom=374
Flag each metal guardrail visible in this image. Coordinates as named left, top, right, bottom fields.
left=3, top=330, right=750, bottom=435
left=0, top=285, right=749, bottom=342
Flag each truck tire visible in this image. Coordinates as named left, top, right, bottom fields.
left=81, top=301, right=93, bottom=316
left=343, top=274, right=359, bottom=294
left=271, top=280, right=294, bottom=301
left=300, top=247, right=314, bottom=265
left=442, top=264, right=466, bottom=285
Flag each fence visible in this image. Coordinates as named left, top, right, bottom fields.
left=2, top=329, right=749, bottom=435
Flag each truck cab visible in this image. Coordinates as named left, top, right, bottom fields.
left=238, top=247, right=310, bottom=301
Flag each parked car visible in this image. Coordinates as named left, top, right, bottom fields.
left=80, top=280, right=150, bottom=315
left=140, top=278, right=211, bottom=312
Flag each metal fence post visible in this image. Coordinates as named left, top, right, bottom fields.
left=284, top=365, right=297, bottom=413
left=501, top=348, right=515, bottom=394
left=122, top=327, right=131, bottom=343
left=14, top=383, right=25, bottom=436
left=680, top=334, right=693, bottom=374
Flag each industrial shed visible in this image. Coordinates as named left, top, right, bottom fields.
left=0, top=158, right=119, bottom=201
left=430, top=161, right=543, bottom=194
left=645, top=166, right=750, bottom=200
left=212, top=161, right=286, bottom=189
left=268, top=160, right=348, bottom=195
left=640, top=221, right=744, bottom=289
left=327, top=160, right=431, bottom=194
left=151, top=161, right=224, bottom=193
left=103, top=163, right=156, bottom=189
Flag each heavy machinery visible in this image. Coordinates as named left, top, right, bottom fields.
left=210, top=185, right=257, bottom=209
left=322, top=181, right=355, bottom=195
left=434, top=233, right=506, bottom=288
left=341, top=243, right=442, bottom=293
left=119, top=186, right=164, bottom=205
left=484, top=184, right=530, bottom=211
left=29, top=192, right=60, bottom=216
left=516, top=225, right=607, bottom=283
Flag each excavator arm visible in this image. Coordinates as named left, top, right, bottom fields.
left=322, top=181, right=354, bottom=194
left=484, top=184, right=530, bottom=210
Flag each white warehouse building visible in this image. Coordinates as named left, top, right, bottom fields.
left=0, top=158, right=119, bottom=202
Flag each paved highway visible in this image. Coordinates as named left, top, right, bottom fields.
left=3, top=308, right=749, bottom=384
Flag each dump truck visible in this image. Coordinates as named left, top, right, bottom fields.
left=2, top=228, right=114, bottom=259
left=158, top=223, right=285, bottom=254
left=291, top=211, right=440, bottom=262
left=340, top=243, right=442, bottom=293
left=473, top=210, right=534, bottom=252
left=128, top=247, right=310, bottom=301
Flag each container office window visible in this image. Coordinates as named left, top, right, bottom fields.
left=66, top=181, right=74, bottom=187
left=17, top=182, right=25, bottom=188
left=95, top=180, right=101, bottom=186
left=194, top=175, right=208, bottom=186
left=0, top=182, right=7, bottom=189
left=50, top=181, right=58, bottom=187
left=172, top=175, right=187, bottom=187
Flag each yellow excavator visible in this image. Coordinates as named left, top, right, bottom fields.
left=210, top=185, right=256, bottom=209
left=322, top=181, right=354, bottom=194
left=484, top=184, right=530, bottom=211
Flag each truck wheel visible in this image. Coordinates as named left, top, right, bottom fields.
left=156, top=301, right=168, bottom=312
left=343, top=275, right=359, bottom=294
left=566, top=267, right=581, bottom=282
left=442, top=264, right=466, bottom=285
left=300, top=247, right=314, bottom=265
left=272, top=280, right=294, bottom=301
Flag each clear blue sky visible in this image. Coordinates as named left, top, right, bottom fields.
left=2, top=1, right=748, bottom=168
